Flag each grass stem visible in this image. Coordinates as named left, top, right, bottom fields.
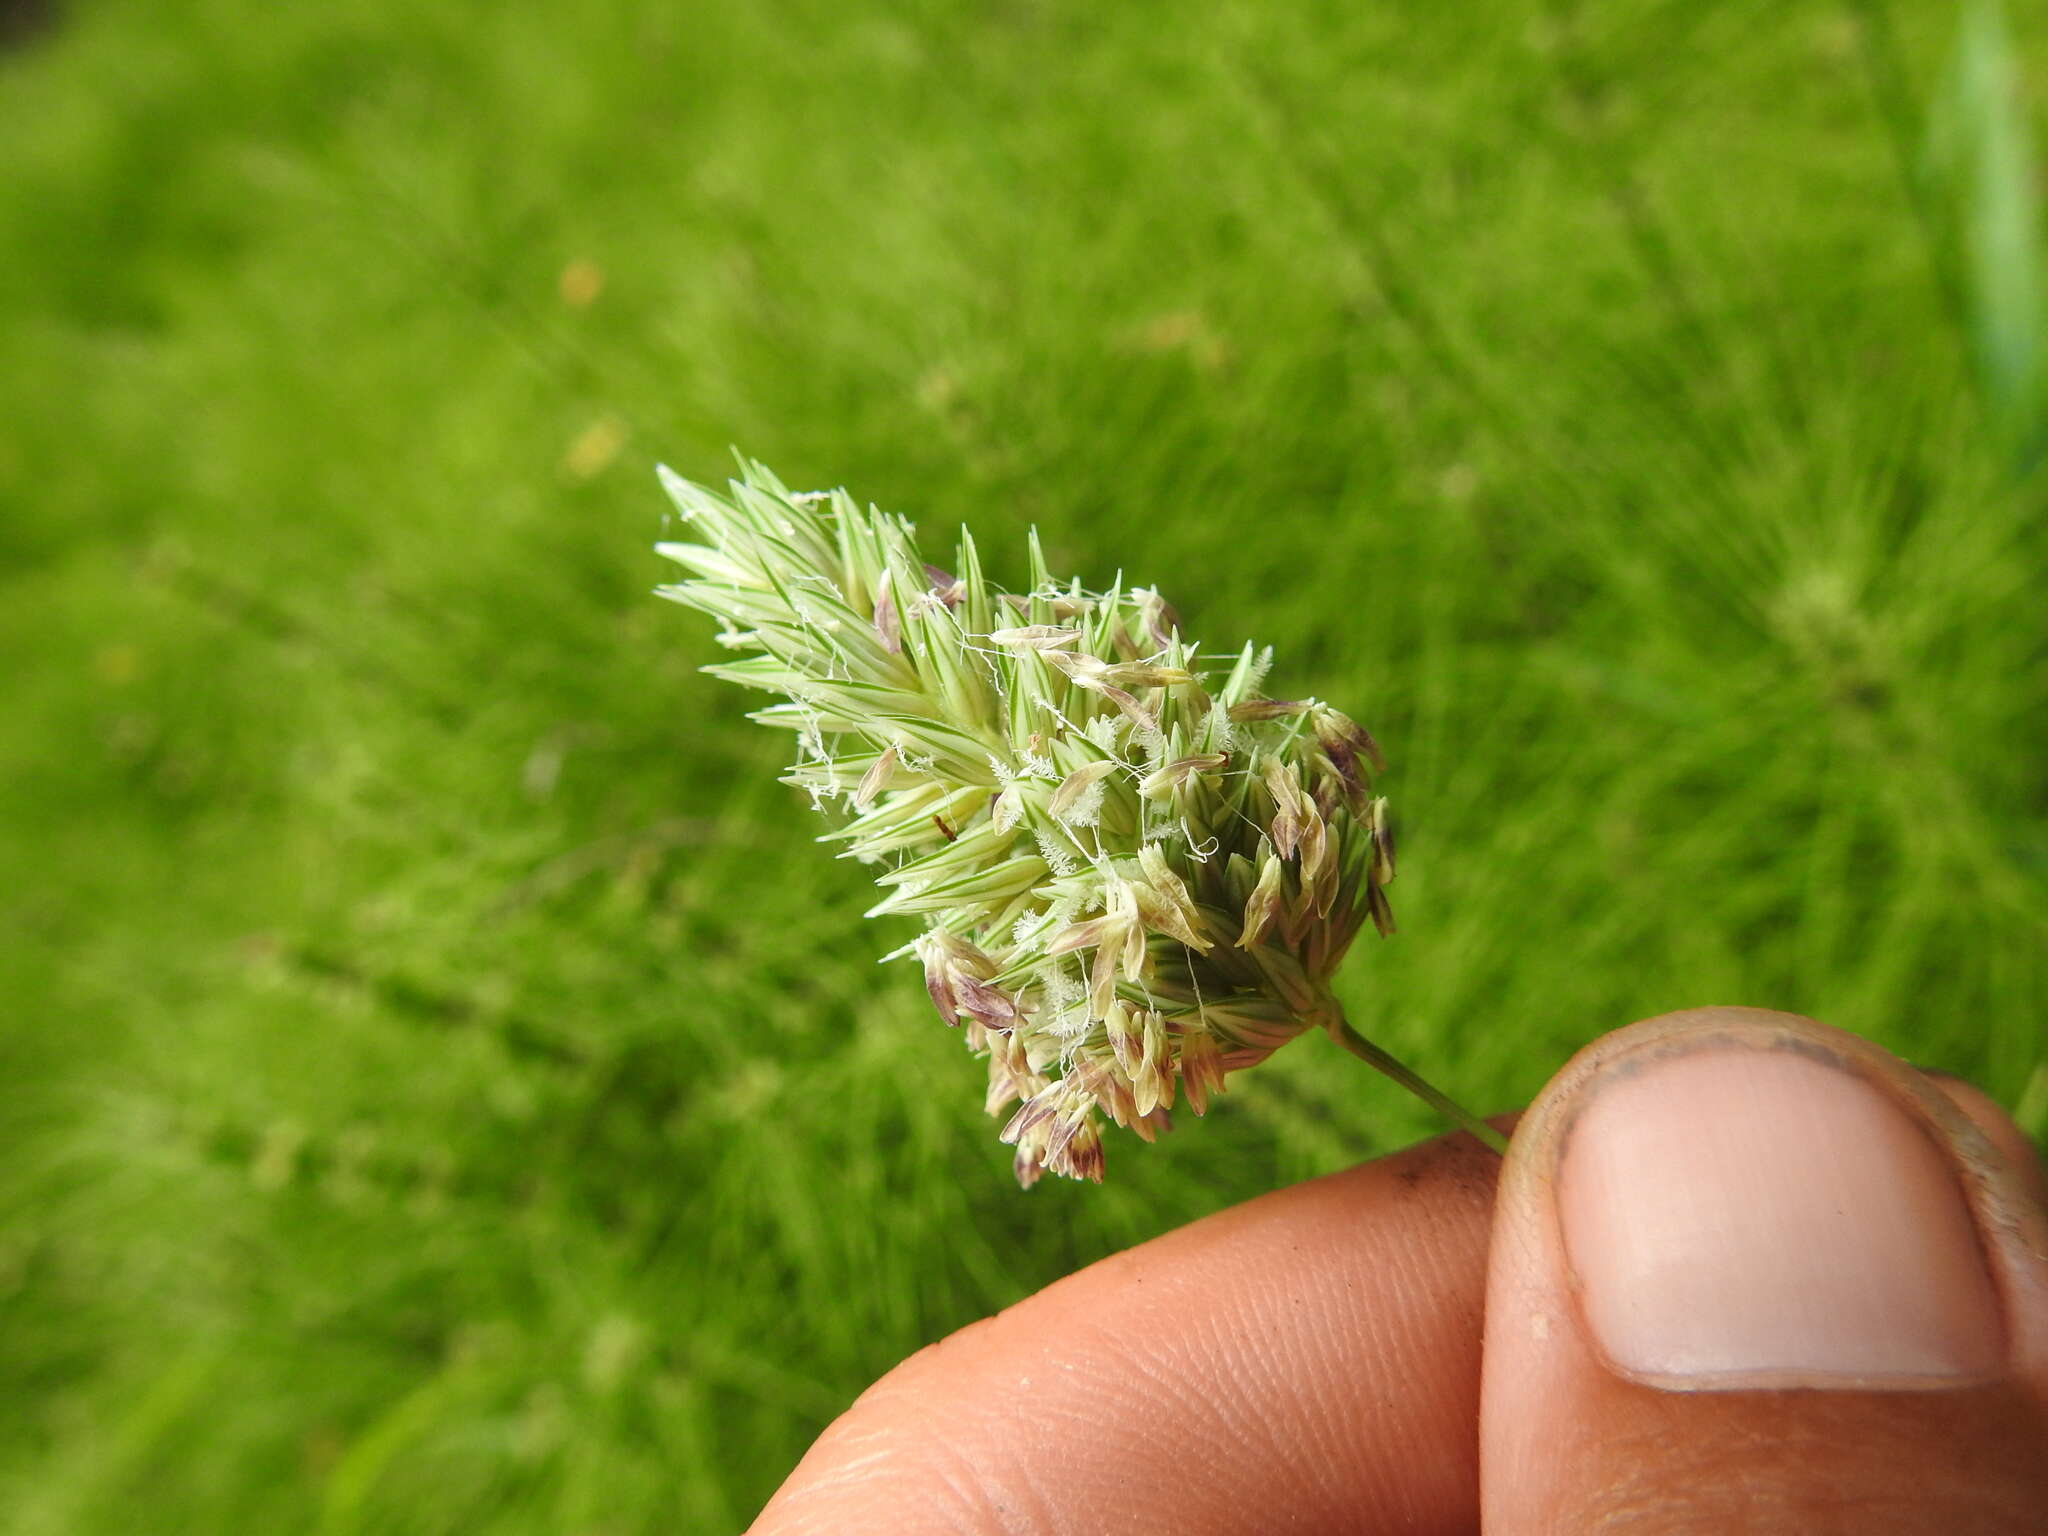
left=1330, top=1016, right=1509, bottom=1155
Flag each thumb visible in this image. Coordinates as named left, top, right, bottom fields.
left=1481, top=1007, right=2048, bottom=1534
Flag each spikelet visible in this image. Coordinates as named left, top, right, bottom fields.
left=656, top=461, right=1415, bottom=1184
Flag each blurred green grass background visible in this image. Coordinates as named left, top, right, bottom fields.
left=4, top=0, right=2047, bottom=1529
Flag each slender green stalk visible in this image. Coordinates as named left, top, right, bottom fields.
left=1330, top=1015, right=1508, bottom=1154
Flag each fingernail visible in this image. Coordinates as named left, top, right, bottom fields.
left=1923, top=1070, right=2048, bottom=1220
left=1557, top=1036, right=2005, bottom=1389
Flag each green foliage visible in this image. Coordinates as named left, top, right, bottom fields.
left=2, top=1, right=2045, bottom=1530
left=1923, top=0, right=2048, bottom=460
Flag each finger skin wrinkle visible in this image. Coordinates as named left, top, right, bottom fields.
left=749, top=1130, right=1507, bottom=1535
left=1546, top=1390, right=2048, bottom=1536
left=755, top=1359, right=1067, bottom=1535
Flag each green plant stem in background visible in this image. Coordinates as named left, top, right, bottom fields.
left=1923, top=0, right=2048, bottom=469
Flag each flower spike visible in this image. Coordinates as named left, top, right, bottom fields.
left=657, top=460, right=1499, bottom=1183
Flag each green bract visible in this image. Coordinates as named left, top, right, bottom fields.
left=657, top=462, right=1407, bottom=1185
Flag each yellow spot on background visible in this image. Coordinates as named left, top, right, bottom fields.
left=558, top=258, right=605, bottom=308
left=94, top=644, right=140, bottom=685
left=563, top=416, right=628, bottom=480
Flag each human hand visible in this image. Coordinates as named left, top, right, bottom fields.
left=748, top=1008, right=2048, bottom=1534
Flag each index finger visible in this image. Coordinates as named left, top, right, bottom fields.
left=750, top=1122, right=1510, bottom=1535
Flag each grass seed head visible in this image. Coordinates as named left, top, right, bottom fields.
left=657, top=461, right=1398, bottom=1184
